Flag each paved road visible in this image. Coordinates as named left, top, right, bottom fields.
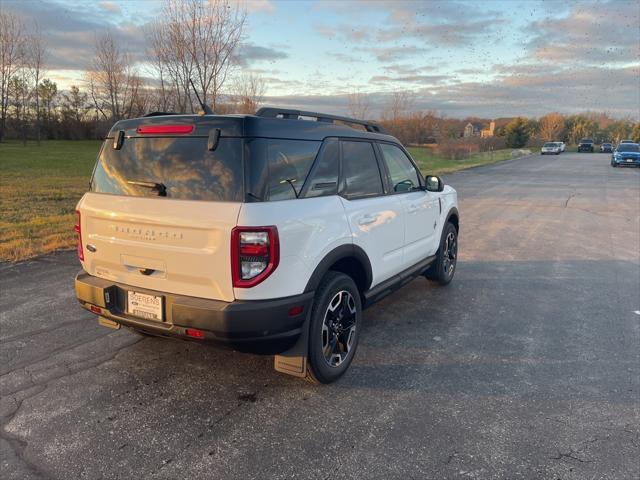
left=1, top=152, right=639, bottom=480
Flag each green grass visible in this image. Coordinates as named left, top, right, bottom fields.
left=407, top=147, right=516, bottom=175
left=0, top=140, right=523, bottom=262
left=0, top=140, right=101, bottom=261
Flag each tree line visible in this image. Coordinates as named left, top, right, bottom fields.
left=0, top=1, right=264, bottom=143
left=1, top=1, right=639, bottom=146
left=357, top=92, right=640, bottom=150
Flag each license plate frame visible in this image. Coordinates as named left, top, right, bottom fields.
left=127, top=291, right=164, bottom=321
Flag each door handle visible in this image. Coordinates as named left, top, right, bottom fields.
left=358, top=214, right=378, bottom=225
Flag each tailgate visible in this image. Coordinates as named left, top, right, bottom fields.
left=77, top=192, right=240, bottom=302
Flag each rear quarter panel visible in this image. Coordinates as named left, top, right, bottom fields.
left=235, top=196, right=352, bottom=300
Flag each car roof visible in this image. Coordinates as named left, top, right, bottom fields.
left=106, top=111, right=399, bottom=144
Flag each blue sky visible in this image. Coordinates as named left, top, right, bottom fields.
left=5, top=0, right=640, bottom=118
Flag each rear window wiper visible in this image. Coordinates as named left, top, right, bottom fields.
left=127, top=180, right=167, bottom=197
left=246, top=192, right=263, bottom=201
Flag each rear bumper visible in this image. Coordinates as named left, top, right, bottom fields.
left=75, top=271, right=313, bottom=353
left=612, top=158, right=640, bottom=167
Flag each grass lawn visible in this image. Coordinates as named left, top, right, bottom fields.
left=0, top=140, right=101, bottom=261
left=0, top=140, right=523, bottom=262
left=407, top=147, right=516, bottom=175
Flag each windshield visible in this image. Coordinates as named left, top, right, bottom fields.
left=91, top=137, right=244, bottom=202
left=543, top=143, right=556, bottom=147
left=616, top=144, right=639, bottom=152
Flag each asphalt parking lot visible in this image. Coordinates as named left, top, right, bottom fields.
left=1, top=152, right=639, bottom=479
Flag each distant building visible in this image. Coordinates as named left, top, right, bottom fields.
left=464, top=120, right=496, bottom=138
left=464, top=122, right=482, bottom=137
left=481, top=121, right=495, bottom=138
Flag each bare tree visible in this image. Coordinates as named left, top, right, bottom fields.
left=538, top=112, right=565, bottom=141
left=0, top=10, right=26, bottom=142
left=384, top=91, right=415, bottom=123
left=27, top=25, right=46, bottom=144
left=346, top=91, right=371, bottom=119
left=88, top=31, right=142, bottom=121
left=147, top=0, right=246, bottom=113
left=231, top=72, right=265, bottom=113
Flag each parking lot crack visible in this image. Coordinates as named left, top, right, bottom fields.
left=564, top=190, right=578, bottom=208
left=0, top=336, right=142, bottom=480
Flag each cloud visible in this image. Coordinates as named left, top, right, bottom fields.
left=316, top=0, right=503, bottom=47
left=369, top=74, right=448, bottom=85
left=524, top=0, right=640, bottom=66
left=315, top=23, right=372, bottom=42
left=361, top=46, right=430, bottom=63
left=235, top=44, right=288, bottom=66
left=7, top=0, right=148, bottom=70
left=262, top=65, right=639, bottom=120
left=97, top=1, right=120, bottom=13
left=233, top=0, right=276, bottom=14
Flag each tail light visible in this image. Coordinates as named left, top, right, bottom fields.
left=136, top=125, right=194, bottom=135
left=231, top=226, right=279, bottom=288
left=74, top=210, right=84, bottom=261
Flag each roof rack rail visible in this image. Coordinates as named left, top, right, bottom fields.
left=143, top=111, right=179, bottom=117
left=255, top=107, right=385, bottom=133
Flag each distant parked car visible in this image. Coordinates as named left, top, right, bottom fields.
left=578, top=138, right=594, bottom=152
left=611, top=143, right=640, bottom=167
left=541, top=142, right=562, bottom=155
left=600, top=143, right=613, bottom=153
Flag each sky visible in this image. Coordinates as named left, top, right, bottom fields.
left=4, top=0, right=640, bottom=119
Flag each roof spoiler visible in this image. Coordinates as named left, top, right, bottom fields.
left=256, top=107, right=385, bottom=133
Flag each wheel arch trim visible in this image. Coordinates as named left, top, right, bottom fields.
left=303, top=244, right=373, bottom=294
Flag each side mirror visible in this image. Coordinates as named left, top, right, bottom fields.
left=424, top=175, right=444, bottom=192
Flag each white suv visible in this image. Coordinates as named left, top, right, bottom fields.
left=74, top=108, right=459, bottom=383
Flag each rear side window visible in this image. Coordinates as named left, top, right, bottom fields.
left=247, top=139, right=321, bottom=201
left=304, top=139, right=339, bottom=198
left=379, top=143, right=420, bottom=193
left=91, top=137, right=243, bottom=202
left=341, top=141, right=383, bottom=199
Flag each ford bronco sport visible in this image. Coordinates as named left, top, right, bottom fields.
left=74, top=108, right=459, bottom=383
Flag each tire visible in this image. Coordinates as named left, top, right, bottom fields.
left=306, top=271, right=362, bottom=384
left=425, top=222, right=458, bottom=286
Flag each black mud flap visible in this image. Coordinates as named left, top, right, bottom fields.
left=273, top=309, right=311, bottom=378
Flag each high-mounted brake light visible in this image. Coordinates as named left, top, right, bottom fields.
left=136, top=124, right=194, bottom=135
left=74, top=210, right=84, bottom=261
left=231, top=226, right=279, bottom=288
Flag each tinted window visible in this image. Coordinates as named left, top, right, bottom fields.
left=91, top=137, right=243, bottom=201
left=341, top=141, right=383, bottom=198
left=305, top=139, right=339, bottom=198
left=379, top=143, right=420, bottom=193
left=247, top=138, right=320, bottom=201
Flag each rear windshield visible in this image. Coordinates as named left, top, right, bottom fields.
left=91, top=137, right=244, bottom=202
left=543, top=143, right=556, bottom=147
left=617, top=144, right=639, bottom=152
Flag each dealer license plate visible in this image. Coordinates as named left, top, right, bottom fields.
left=127, top=291, right=163, bottom=321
